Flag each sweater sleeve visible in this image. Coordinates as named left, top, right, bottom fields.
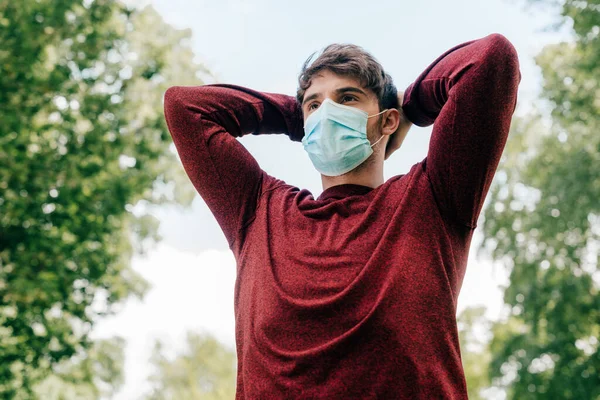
left=401, top=33, right=521, bottom=229
left=163, top=83, right=304, bottom=249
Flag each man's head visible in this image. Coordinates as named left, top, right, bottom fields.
left=296, top=44, right=401, bottom=169
left=297, top=44, right=399, bottom=113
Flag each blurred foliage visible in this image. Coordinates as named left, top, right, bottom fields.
left=457, top=306, right=492, bottom=400
left=479, top=0, right=600, bottom=398
left=0, top=0, right=209, bottom=397
left=144, top=332, right=237, bottom=400
left=32, top=336, right=125, bottom=399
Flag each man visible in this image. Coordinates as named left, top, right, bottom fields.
left=163, top=32, right=521, bottom=399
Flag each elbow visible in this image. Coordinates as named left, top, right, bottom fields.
left=164, top=85, right=216, bottom=116
left=485, top=33, right=519, bottom=61
left=164, top=86, right=185, bottom=117
left=164, top=86, right=179, bottom=120
left=483, top=33, right=522, bottom=85
left=163, top=85, right=204, bottom=125
left=163, top=85, right=217, bottom=140
left=163, top=86, right=197, bottom=139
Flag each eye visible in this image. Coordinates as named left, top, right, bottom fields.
left=341, top=95, right=358, bottom=103
left=307, top=102, right=320, bottom=111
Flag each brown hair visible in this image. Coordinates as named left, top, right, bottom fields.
left=296, top=43, right=399, bottom=111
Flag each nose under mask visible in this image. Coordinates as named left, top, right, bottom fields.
left=302, top=98, right=388, bottom=176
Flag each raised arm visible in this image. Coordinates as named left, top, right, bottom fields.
left=401, top=33, right=521, bottom=229
left=163, top=83, right=303, bottom=251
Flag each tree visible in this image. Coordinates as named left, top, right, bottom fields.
left=479, top=0, right=599, bottom=398
left=0, top=1, right=208, bottom=397
left=32, top=336, right=126, bottom=399
left=145, top=332, right=237, bottom=400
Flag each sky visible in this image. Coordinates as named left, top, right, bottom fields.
left=93, top=0, right=572, bottom=398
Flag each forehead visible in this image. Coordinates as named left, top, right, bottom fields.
left=304, top=69, right=373, bottom=99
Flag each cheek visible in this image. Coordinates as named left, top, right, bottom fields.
left=366, top=118, right=382, bottom=137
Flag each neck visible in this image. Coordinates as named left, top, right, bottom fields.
left=321, top=156, right=384, bottom=191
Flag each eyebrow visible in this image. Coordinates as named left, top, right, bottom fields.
left=302, top=86, right=368, bottom=106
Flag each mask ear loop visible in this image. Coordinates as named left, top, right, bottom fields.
left=370, top=134, right=385, bottom=148
left=367, top=108, right=389, bottom=119
left=368, top=109, right=389, bottom=148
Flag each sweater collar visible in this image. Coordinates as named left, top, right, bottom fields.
left=317, top=183, right=374, bottom=201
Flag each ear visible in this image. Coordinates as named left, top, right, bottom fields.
left=381, top=109, right=400, bottom=137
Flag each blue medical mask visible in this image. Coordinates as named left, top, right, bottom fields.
left=302, top=98, right=388, bottom=176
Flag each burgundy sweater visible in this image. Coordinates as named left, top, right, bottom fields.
left=163, top=33, right=521, bottom=399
